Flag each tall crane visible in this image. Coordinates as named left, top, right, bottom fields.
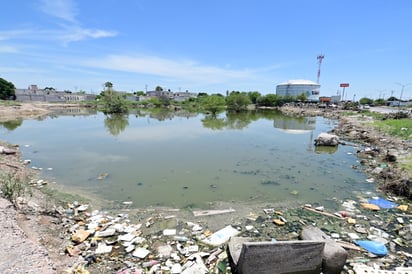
left=316, top=54, right=324, bottom=84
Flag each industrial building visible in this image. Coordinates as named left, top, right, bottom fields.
left=275, top=79, right=320, bottom=102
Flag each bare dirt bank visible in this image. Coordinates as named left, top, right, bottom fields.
left=0, top=102, right=51, bottom=122
left=0, top=101, right=89, bottom=122
left=0, top=141, right=77, bottom=273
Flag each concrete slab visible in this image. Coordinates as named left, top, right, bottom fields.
left=228, top=237, right=324, bottom=274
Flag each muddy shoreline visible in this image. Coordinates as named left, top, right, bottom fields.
left=0, top=102, right=411, bottom=273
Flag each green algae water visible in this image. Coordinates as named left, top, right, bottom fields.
left=1, top=109, right=375, bottom=208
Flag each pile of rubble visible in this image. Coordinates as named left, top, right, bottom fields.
left=332, top=115, right=412, bottom=199
left=55, top=193, right=411, bottom=274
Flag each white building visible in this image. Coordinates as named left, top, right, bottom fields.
left=276, top=79, right=320, bottom=102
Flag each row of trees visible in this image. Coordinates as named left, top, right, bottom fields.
left=98, top=82, right=310, bottom=114
left=195, top=91, right=307, bottom=114
left=359, top=96, right=401, bottom=106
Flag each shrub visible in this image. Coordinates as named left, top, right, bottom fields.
left=0, top=171, right=29, bottom=203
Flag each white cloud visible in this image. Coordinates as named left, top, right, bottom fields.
left=84, top=54, right=255, bottom=84
left=0, top=29, right=36, bottom=41
left=59, top=26, right=117, bottom=43
left=32, top=0, right=117, bottom=44
left=38, top=0, right=78, bottom=23
left=0, top=45, right=19, bottom=53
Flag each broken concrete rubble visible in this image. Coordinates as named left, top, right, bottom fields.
left=57, top=193, right=411, bottom=274
left=301, top=226, right=348, bottom=274
left=314, top=132, right=340, bottom=146
left=228, top=237, right=324, bottom=274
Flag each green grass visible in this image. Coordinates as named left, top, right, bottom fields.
left=373, top=118, right=412, bottom=139
left=361, top=110, right=384, bottom=119
left=340, top=110, right=385, bottom=120
left=0, top=100, right=21, bottom=107
left=398, top=155, right=412, bottom=177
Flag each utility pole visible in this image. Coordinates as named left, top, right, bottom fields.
left=395, top=82, right=412, bottom=107
left=316, top=54, right=325, bottom=84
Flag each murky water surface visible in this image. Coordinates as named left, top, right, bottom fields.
left=1, top=109, right=375, bottom=208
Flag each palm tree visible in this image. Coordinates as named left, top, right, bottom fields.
left=104, top=82, right=113, bottom=90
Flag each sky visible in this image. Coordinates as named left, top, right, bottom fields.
left=1, top=0, right=411, bottom=100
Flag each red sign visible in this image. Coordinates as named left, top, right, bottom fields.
left=340, top=83, right=349, bottom=87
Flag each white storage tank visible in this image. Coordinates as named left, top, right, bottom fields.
left=276, top=79, right=320, bottom=102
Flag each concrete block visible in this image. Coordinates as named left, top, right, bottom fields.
left=228, top=237, right=324, bottom=274
left=301, top=226, right=348, bottom=274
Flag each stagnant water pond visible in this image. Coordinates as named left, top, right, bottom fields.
left=1, top=108, right=376, bottom=209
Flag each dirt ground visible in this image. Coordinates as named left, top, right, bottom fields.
left=0, top=102, right=411, bottom=273
left=0, top=102, right=51, bottom=122
left=0, top=139, right=78, bottom=273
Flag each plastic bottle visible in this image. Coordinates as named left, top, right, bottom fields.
left=142, top=260, right=159, bottom=268
left=173, top=235, right=189, bottom=242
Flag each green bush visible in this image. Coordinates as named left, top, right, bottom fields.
left=0, top=171, right=29, bottom=202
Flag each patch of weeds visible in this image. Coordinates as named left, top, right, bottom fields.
left=40, top=185, right=91, bottom=207
left=373, top=118, right=412, bottom=139
left=340, top=111, right=358, bottom=116
left=399, top=155, right=412, bottom=177
left=0, top=171, right=29, bottom=203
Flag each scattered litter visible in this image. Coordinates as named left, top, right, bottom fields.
left=132, top=247, right=150, bottom=259
left=360, top=203, right=380, bottom=211
left=202, top=225, right=240, bottom=246
left=48, top=192, right=411, bottom=273
left=95, top=243, right=112, bottom=254
left=355, top=240, right=388, bottom=256
left=163, top=229, right=176, bottom=236
left=96, top=172, right=109, bottom=180
left=353, top=264, right=412, bottom=273
left=368, top=197, right=398, bottom=209
left=397, top=204, right=408, bottom=211
left=273, top=219, right=285, bottom=226
left=71, top=229, right=90, bottom=243
left=192, top=208, right=235, bottom=217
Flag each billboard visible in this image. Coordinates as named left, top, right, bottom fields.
left=340, top=83, right=349, bottom=87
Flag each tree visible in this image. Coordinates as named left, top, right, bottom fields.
left=104, top=82, right=113, bottom=89
left=296, top=92, right=307, bottom=102
left=226, top=92, right=251, bottom=111
left=282, top=94, right=295, bottom=104
left=0, top=78, right=16, bottom=100
left=359, top=97, right=374, bottom=105
left=373, top=98, right=387, bottom=106
left=257, top=94, right=283, bottom=107
left=134, top=91, right=145, bottom=96
left=155, top=86, right=163, bottom=91
left=101, top=82, right=128, bottom=114
left=248, top=91, right=261, bottom=104
left=199, top=94, right=226, bottom=115
left=197, top=92, right=208, bottom=98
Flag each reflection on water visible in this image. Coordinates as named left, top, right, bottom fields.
left=314, top=146, right=339, bottom=154
left=104, top=114, right=129, bottom=136
left=1, top=109, right=375, bottom=209
left=0, top=118, right=23, bottom=131
left=273, top=115, right=316, bottom=132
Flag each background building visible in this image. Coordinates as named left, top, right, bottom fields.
left=276, top=79, right=320, bottom=102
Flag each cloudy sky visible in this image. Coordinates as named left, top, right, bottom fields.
left=1, top=0, right=411, bottom=99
